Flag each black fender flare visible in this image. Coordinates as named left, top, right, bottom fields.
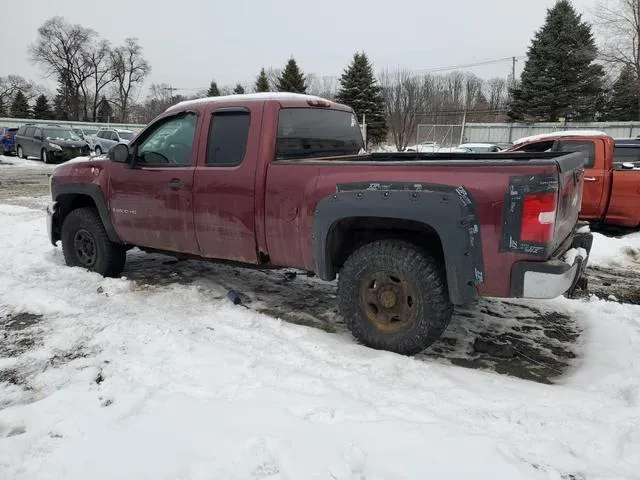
left=52, top=182, right=122, bottom=244
left=312, top=182, right=485, bottom=305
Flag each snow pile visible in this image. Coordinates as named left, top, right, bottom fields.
left=563, top=247, right=587, bottom=265
left=0, top=204, right=639, bottom=478
left=512, top=130, right=608, bottom=145
left=589, top=231, right=640, bottom=268
left=0, top=155, right=56, bottom=170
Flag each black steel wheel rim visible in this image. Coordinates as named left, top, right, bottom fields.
left=74, top=229, right=97, bottom=266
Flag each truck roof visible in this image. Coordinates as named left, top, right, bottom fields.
left=513, top=130, right=609, bottom=145
left=166, top=92, right=340, bottom=113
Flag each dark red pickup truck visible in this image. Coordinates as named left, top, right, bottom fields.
left=47, top=93, right=592, bottom=355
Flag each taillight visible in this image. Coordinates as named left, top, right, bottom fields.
left=521, top=192, right=557, bottom=243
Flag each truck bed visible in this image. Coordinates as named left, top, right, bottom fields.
left=279, top=150, right=582, bottom=169
left=265, top=150, right=586, bottom=299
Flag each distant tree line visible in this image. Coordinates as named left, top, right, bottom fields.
left=3, top=2, right=640, bottom=149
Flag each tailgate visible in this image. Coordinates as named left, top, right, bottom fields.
left=500, top=151, right=585, bottom=258
left=550, top=152, right=585, bottom=255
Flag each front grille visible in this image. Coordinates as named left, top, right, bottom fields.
left=62, top=147, right=87, bottom=158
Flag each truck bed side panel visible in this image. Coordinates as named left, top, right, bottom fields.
left=265, top=161, right=561, bottom=299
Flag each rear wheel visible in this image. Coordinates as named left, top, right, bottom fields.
left=61, top=207, right=126, bottom=277
left=17, top=146, right=24, bottom=159
left=338, top=240, right=453, bottom=355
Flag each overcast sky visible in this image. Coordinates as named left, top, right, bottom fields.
left=3, top=0, right=598, bottom=96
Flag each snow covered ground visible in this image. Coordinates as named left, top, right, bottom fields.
left=1, top=156, right=640, bottom=479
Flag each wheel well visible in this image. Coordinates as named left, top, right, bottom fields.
left=328, top=217, right=445, bottom=276
left=57, top=194, right=98, bottom=222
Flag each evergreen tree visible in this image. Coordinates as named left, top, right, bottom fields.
left=0, top=97, right=7, bottom=117
left=508, top=0, right=605, bottom=122
left=604, top=66, right=640, bottom=121
left=233, top=83, right=245, bottom=94
left=10, top=91, right=30, bottom=118
left=276, top=58, right=307, bottom=93
left=335, top=52, right=387, bottom=145
left=53, top=73, right=76, bottom=120
left=255, top=68, right=270, bottom=92
left=207, top=81, right=220, bottom=97
left=33, top=94, right=53, bottom=120
left=97, top=96, right=113, bottom=123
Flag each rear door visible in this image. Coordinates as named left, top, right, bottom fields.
left=22, top=127, right=36, bottom=157
left=30, top=127, right=44, bottom=157
left=108, top=111, right=199, bottom=254
left=555, top=139, right=606, bottom=220
left=192, top=105, right=260, bottom=263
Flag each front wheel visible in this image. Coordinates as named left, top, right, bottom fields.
left=94, top=145, right=102, bottom=155
left=61, top=207, right=126, bottom=277
left=338, top=240, right=453, bottom=355
left=41, top=148, right=50, bottom=164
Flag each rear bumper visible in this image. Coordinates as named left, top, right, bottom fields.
left=510, top=228, right=593, bottom=299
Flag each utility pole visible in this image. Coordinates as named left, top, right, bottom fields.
left=511, top=56, right=517, bottom=87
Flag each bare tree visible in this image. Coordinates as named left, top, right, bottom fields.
left=84, top=39, right=115, bottom=121
left=266, top=68, right=282, bottom=91
left=29, top=16, right=96, bottom=120
left=111, top=38, right=150, bottom=122
left=486, top=77, right=508, bottom=119
left=306, top=74, right=338, bottom=99
left=595, top=0, right=640, bottom=116
left=379, top=69, right=430, bottom=151
left=0, top=75, right=37, bottom=106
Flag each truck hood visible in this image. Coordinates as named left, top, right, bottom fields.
left=48, top=140, right=88, bottom=148
left=52, top=155, right=109, bottom=174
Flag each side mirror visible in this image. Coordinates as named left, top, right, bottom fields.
left=110, top=143, right=130, bottom=163
left=621, top=162, right=635, bottom=170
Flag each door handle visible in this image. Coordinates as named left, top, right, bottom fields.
left=168, top=178, right=184, bottom=190
left=583, top=176, right=598, bottom=182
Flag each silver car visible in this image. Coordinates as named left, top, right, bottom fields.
left=93, top=128, right=136, bottom=155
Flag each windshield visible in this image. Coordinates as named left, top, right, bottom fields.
left=275, top=108, right=364, bottom=160
left=118, top=132, right=135, bottom=140
left=44, top=129, right=82, bottom=141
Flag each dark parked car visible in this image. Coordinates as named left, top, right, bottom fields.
left=0, top=127, right=18, bottom=155
left=15, top=125, right=90, bottom=163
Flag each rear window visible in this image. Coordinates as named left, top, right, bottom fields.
left=275, top=108, right=364, bottom=160
left=24, top=127, right=36, bottom=137
left=118, top=132, right=134, bottom=140
left=556, top=140, right=595, bottom=168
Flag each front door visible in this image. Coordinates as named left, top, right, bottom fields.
left=108, top=112, right=200, bottom=254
